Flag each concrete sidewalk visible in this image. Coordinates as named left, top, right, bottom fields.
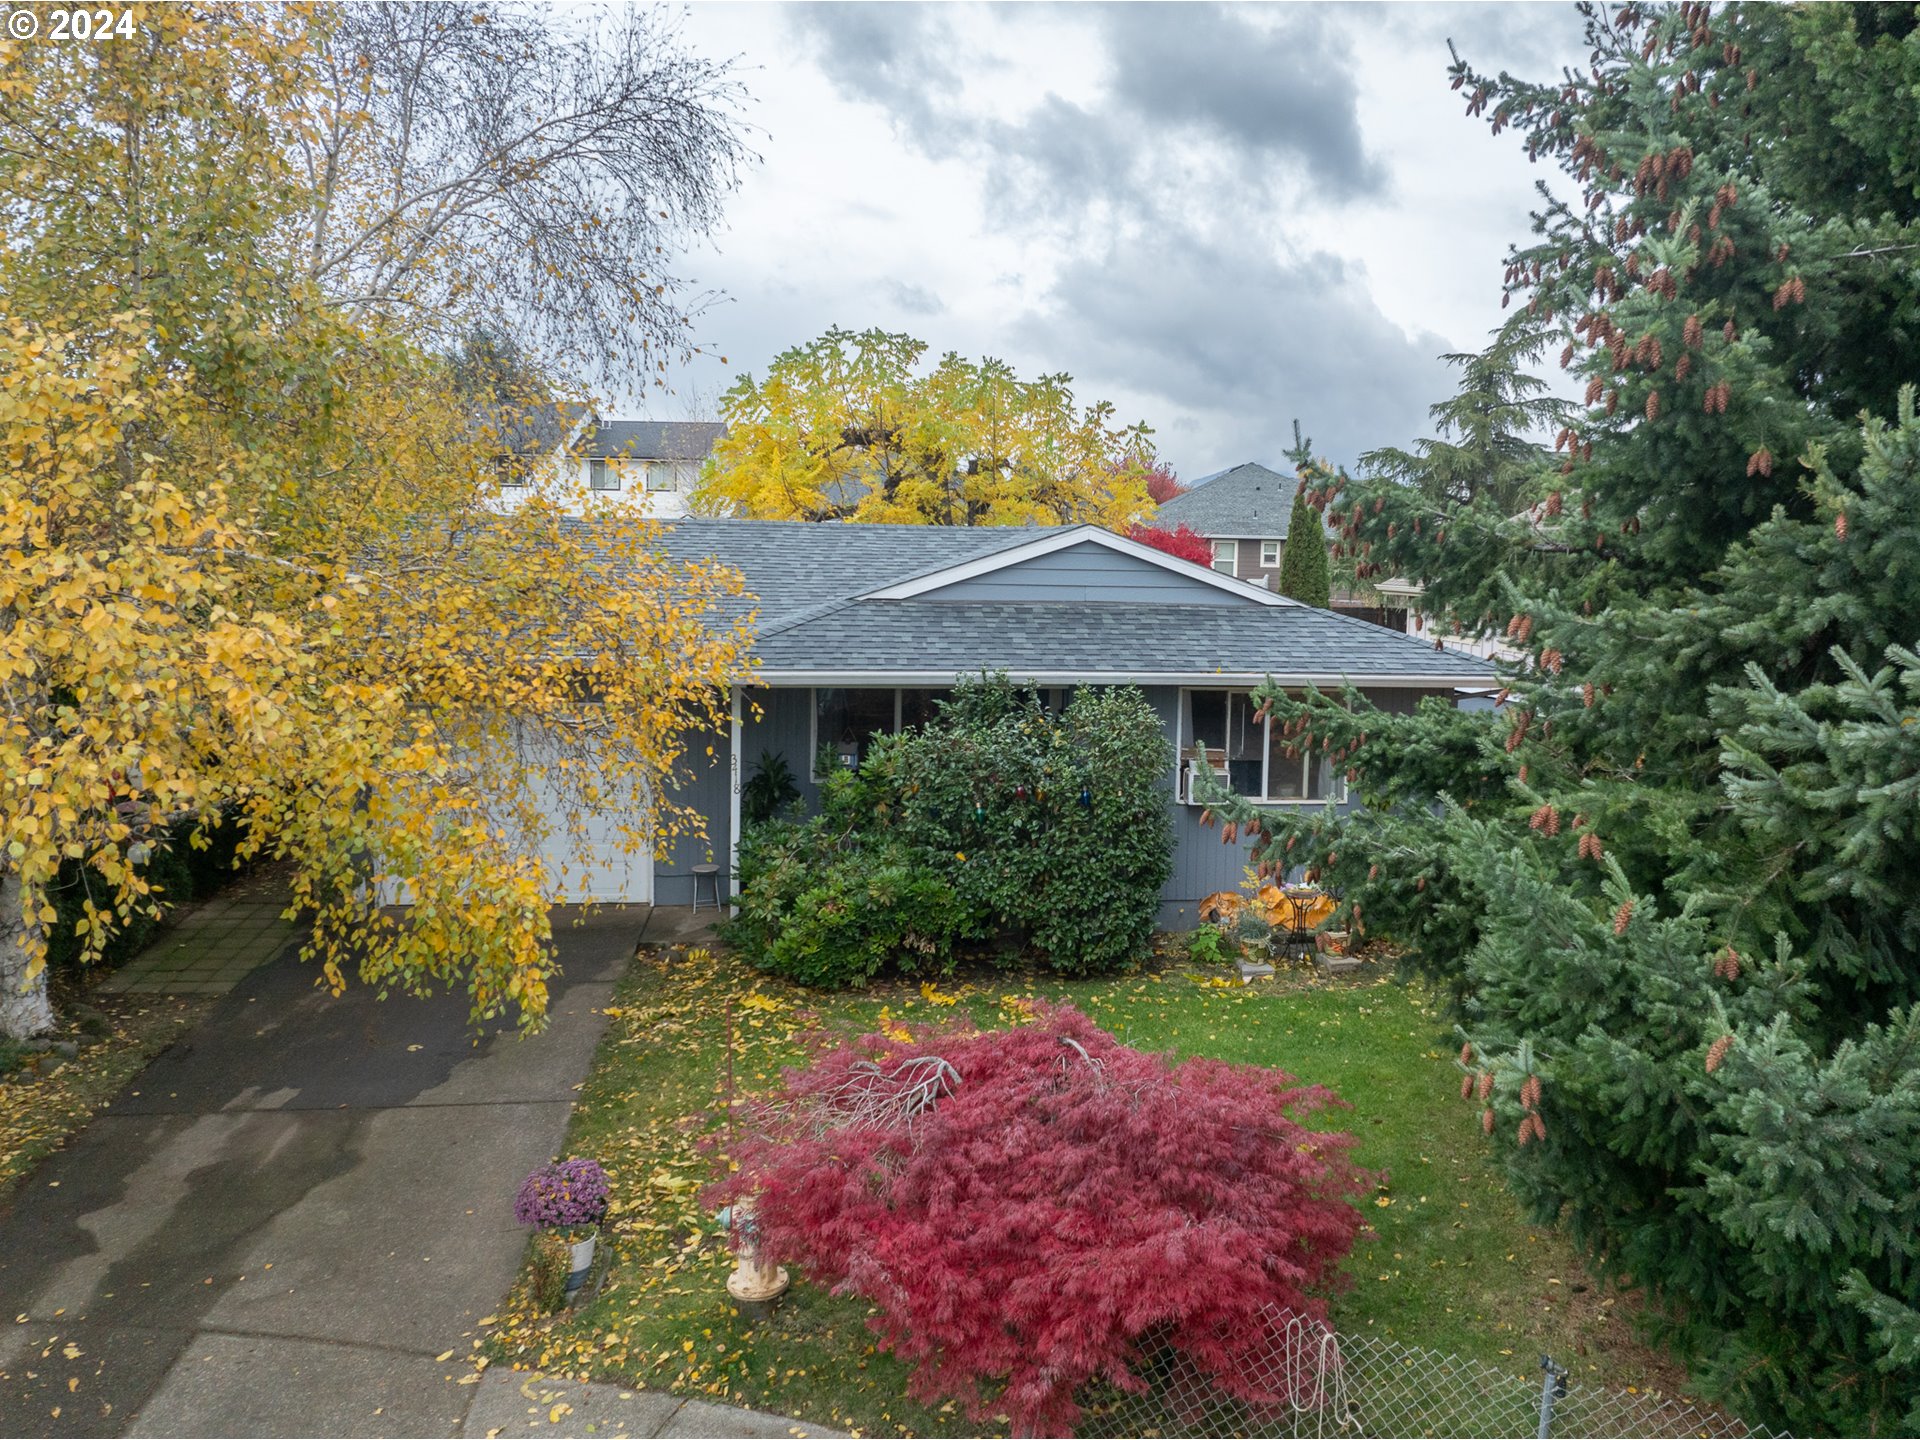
left=462, top=1371, right=843, bottom=1438
left=0, top=906, right=641, bottom=1437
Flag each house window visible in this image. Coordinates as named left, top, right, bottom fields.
left=807, top=686, right=973, bottom=777
left=588, top=458, right=619, bottom=490
left=900, top=688, right=954, bottom=729
left=644, top=462, right=674, bottom=492
left=1211, top=539, right=1237, bottom=576
left=813, top=688, right=899, bottom=776
left=1177, top=688, right=1340, bottom=805
left=495, top=456, right=529, bottom=489
left=1261, top=539, right=1281, bottom=567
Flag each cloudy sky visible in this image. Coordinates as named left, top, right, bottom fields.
left=639, top=2, right=1592, bottom=480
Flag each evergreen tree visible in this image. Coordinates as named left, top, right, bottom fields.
left=1361, top=323, right=1564, bottom=514
left=1197, top=6, right=1920, bottom=1431
left=1278, top=425, right=1332, bottom=607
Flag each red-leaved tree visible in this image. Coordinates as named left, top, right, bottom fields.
left=1127, top=522, right=1214, bottom=568
left=1144, top=461, right=1186, bottom=505
left=708, top=1006, right=1371, bottom=1436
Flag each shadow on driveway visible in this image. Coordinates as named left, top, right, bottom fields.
left=0, top=906, right=644, bottom=1438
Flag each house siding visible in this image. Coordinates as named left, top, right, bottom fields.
left=921, top=542, right=1250, bottom=606
left=654, top=721, right=733, bottom=905
left=1204, top=534, right=1286, bottom=591
left=738, top=685, right=822, bottom=812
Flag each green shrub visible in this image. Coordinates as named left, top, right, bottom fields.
left=44, top=808, right=256, bottom=972
left=45, top=842, right=188, bottom=972
left=739, top=750, right=801, bottom=826
left=887, top=680, right=1174, bottom=976
left=1187, top=923, right=1235, bottom=966
left=178, top=807, right=254, bottom=899
left=726, top=678, right=1175, bottom=986
left=724, top=811, right=967, bottom=989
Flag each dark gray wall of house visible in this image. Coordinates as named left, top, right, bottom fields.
left=739, top=685, right=822, bottom=814
left=656, top=721, right=733, bottom=905
left=727, top=682, right=1466, bottom=929
left=923, top=543, right=1250, bottom=605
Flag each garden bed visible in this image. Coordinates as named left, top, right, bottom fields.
left=483, top=943, right=1692, bottom=1436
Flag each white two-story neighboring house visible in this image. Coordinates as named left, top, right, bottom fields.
left=490, top=412, right=727, bottom=518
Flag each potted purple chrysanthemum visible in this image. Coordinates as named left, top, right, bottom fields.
left=514, top=1158, right=609, bottom=1298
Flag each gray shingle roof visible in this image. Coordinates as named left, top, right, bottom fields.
left=476, top=401, right=590, bottom=455
left=650, top=519, right=1053, bottom=623
left=750, top=600, right=1493, bottom=683
left=613, top=518, right=1493, bottom=686
left=579, top=420, right=726, bottom=460
left=1156, top=462, right=1298, bottom=538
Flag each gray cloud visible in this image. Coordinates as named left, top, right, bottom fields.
left=787, top=5, right=964, bottom=155
left=884, top=279, right=945, bottom=316
left=746, top=2, right=1570, bottom=478
left=787, top=2, right=1386, bottom=221
left=1020, top=227, right=1451, bottom=475
left=1103, top=5, right=1385, bottom=199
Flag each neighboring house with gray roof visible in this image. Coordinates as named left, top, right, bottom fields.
left=1157, top=461, right=1411, bottom=630
left=1156, top=462, right=1298, bottom=589
left=489, top=416, right=726, bottom=517
left=548, top=519, right=1491, bottom=927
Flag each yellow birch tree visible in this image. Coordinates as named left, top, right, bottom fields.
left=0, top=4, right=754, bottom=1039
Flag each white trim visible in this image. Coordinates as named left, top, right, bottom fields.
left=1211, top=538, right=1238, bottom=577
left=862, top=525, right=1295, bottom=607
left=728, top=685, right=742, bottom=911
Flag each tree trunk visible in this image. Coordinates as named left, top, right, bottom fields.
left=0, top=869, right=56, bottom=1041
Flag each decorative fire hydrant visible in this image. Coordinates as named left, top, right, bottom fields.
left=724, top=1196, right=790, bottom=1319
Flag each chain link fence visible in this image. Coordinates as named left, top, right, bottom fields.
left=1080, top=1309, right=1783, bottom=1439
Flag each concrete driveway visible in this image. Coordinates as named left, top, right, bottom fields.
left=0, top=906, right=645, bottom=1438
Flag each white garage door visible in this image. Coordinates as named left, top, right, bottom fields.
left=372, top=727, right=655, bottom=906
left=528, top=800, right=653, bottom=903
left=520, top=734, right=653, bottom=904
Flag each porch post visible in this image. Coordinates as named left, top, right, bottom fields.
left=728, top=684, right=743, bottom=914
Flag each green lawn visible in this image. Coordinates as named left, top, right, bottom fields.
left=483, top=944, right=1687, bottom=1436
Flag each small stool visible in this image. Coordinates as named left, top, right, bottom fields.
left=690, top=863, right=724, bottom=913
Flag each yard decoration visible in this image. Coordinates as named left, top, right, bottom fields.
left=515, top=1158, right=609, bottom=1298
left=709, top=1005, right=1371, bottom=1436
left=721, top=1196, right=789, bottom=1318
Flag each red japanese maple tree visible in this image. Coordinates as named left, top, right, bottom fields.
left=1127, top=521, right=1214, bottom=568
left=1143, top=461, right=1187, bottom=505
left=709, top=1006, right=1371, bottom=1436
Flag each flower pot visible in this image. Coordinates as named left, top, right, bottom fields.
left=562, top=1228, right=597, bottom=1295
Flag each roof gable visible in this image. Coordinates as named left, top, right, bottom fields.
left=863, top=527, right=1291, bottom=607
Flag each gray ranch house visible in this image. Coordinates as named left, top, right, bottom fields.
left=579, top=520, right=1493, bottom=930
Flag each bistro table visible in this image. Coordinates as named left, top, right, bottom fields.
left=1275, top=884, right=1334, bottom=956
